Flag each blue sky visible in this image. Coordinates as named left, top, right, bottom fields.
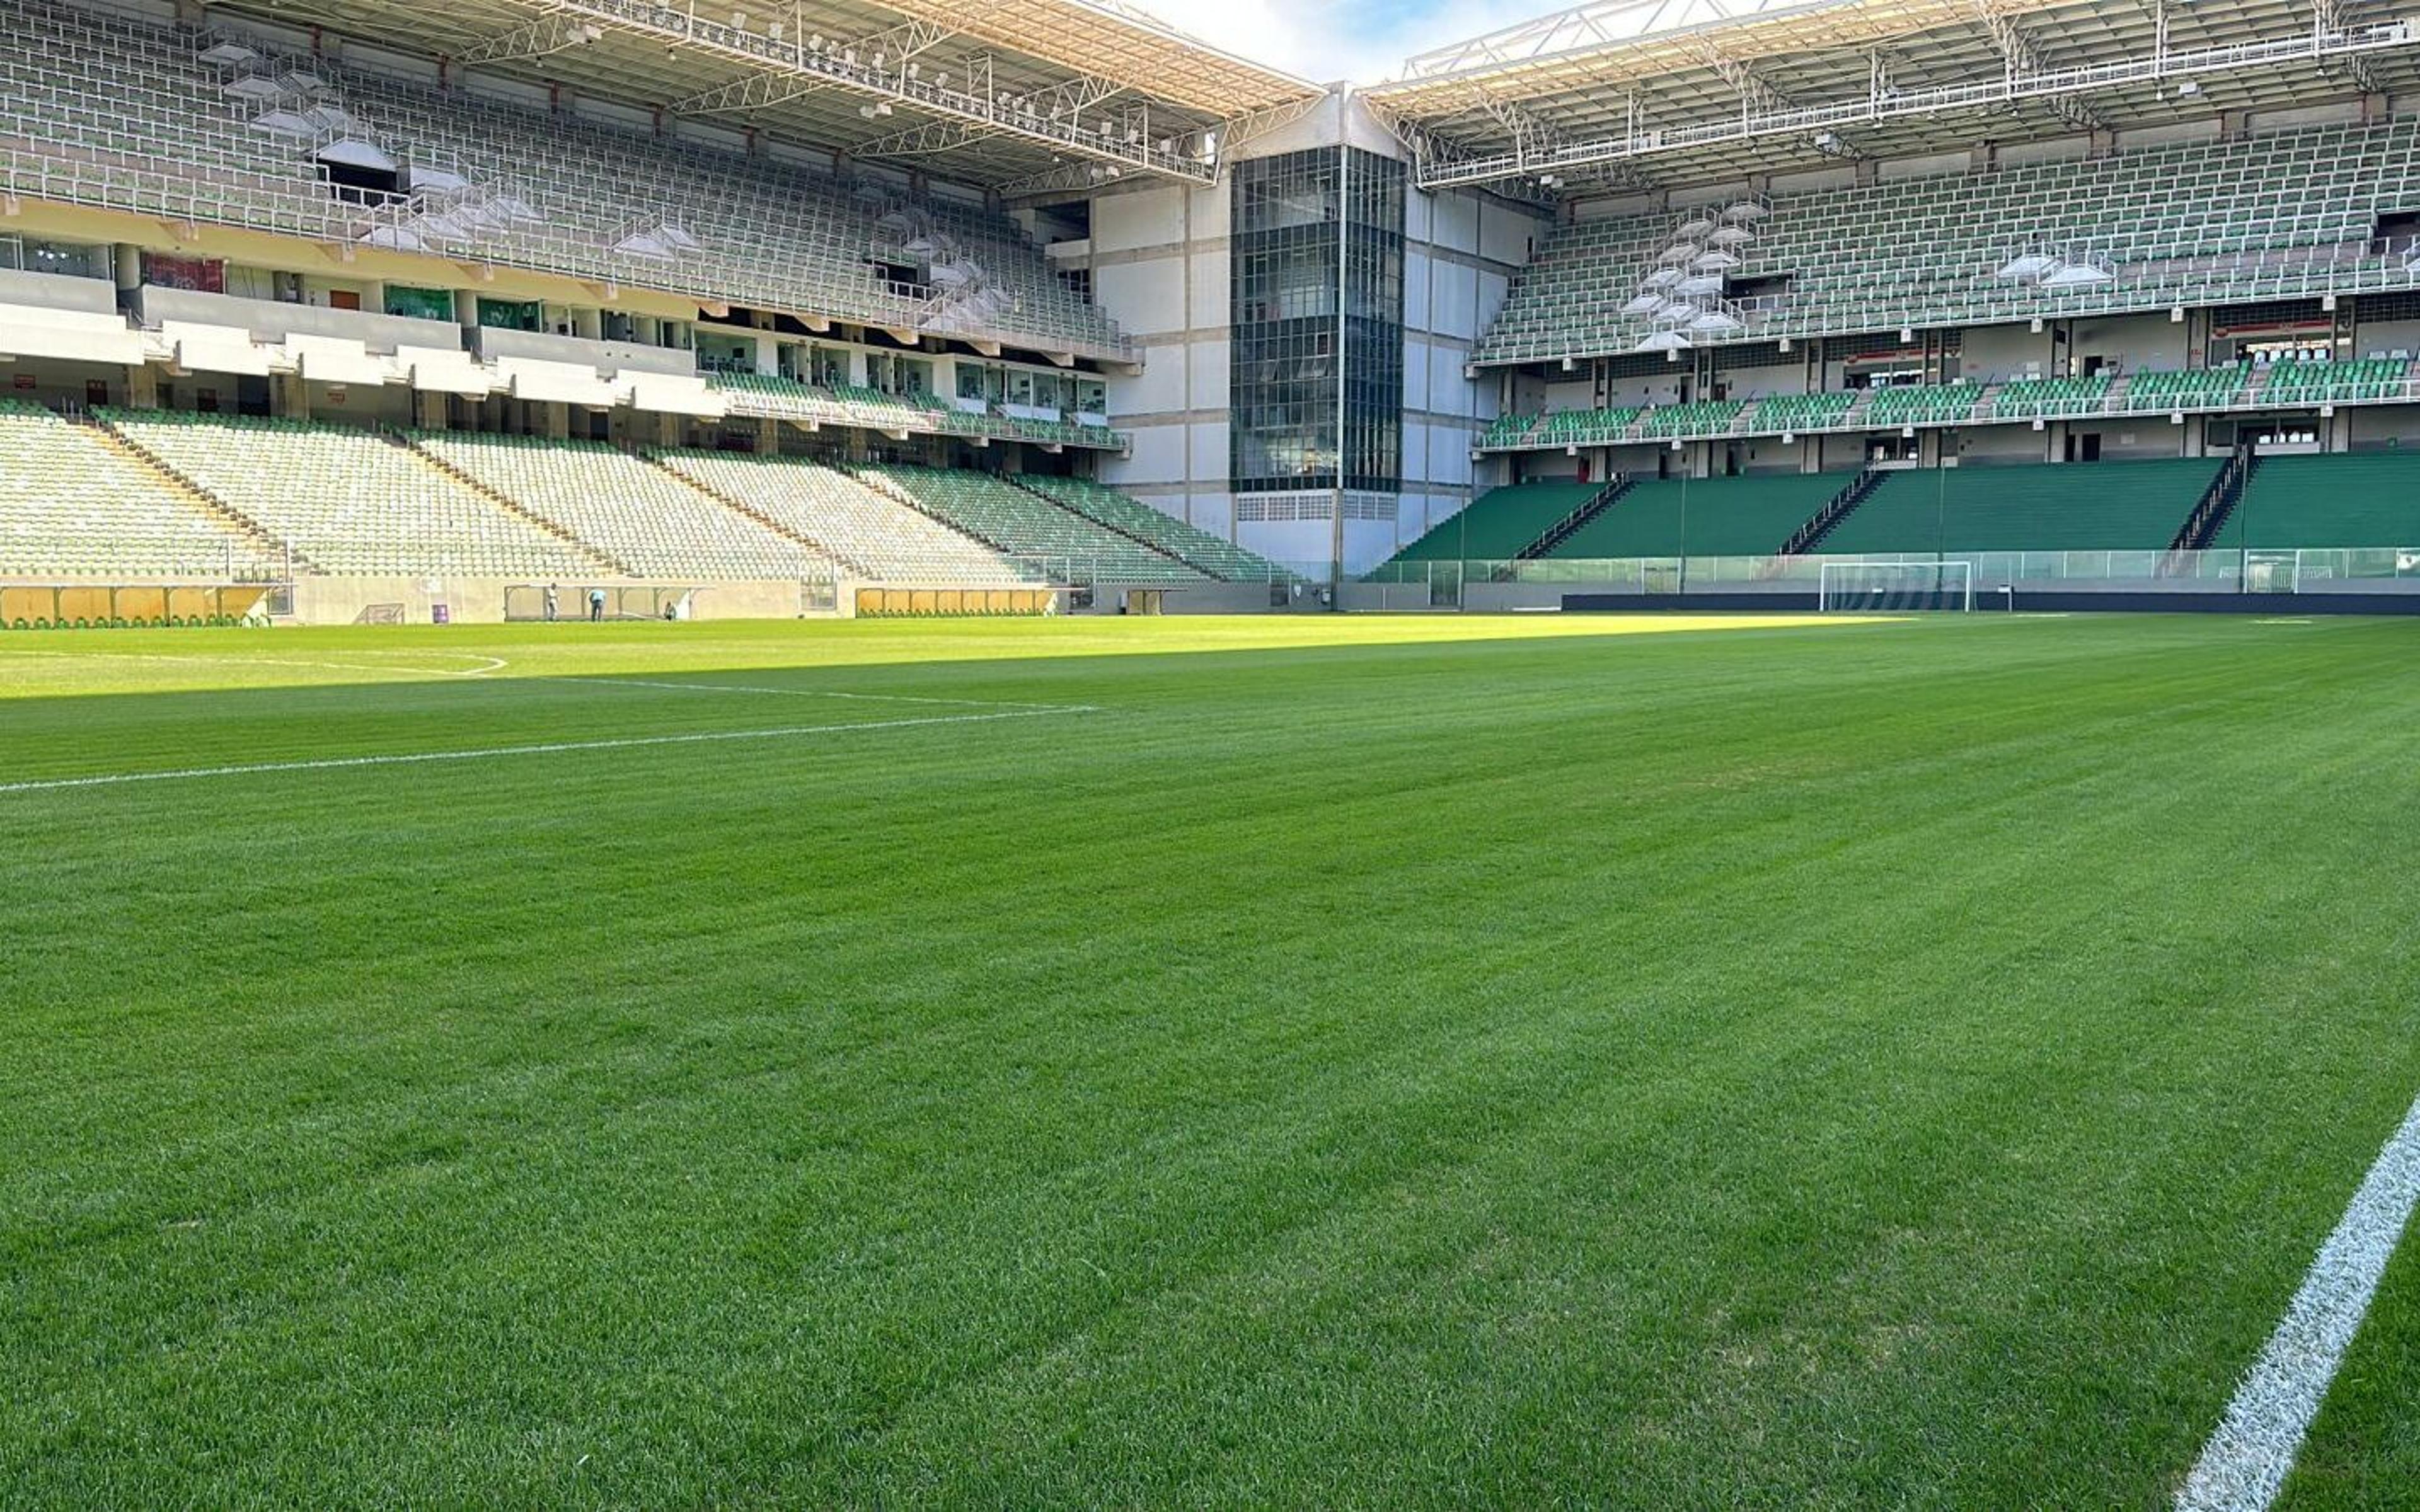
left=1137, top=0, right=1551, bottom=84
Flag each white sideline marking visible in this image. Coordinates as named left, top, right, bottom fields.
left=0, top=648, right=510, bottom=678
left=543, top=673, right=1073, bottom=711
left=0, top=706, right=1095, bottom=796
left=2176, top=1087, right=2420, bottom=1511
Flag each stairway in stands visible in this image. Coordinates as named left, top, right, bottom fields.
left=2168, top=443, right=2258, bottom=554
left=1780, top=467, right=1884, bottom=554
left=1517, top=477, right=1634, bottom=559
left=399, top=435, right=640, bottom=576
left=84, top=415, right=307, bottom=570
left=644, top=452, right=875, bottom=577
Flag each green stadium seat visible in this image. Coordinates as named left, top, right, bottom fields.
left=1818, top=458, right=2221, bottom=554
left=1549, top=472, right=1860, bottom=559
left=2224, top=452, right=2420, bottom=549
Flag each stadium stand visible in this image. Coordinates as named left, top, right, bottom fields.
left=103, top=410, right=609, bottom=578
left=2128, top=366, right=2252, bottom=410
left=1988, top=375, right=2114, bottom=421
left=856, top=466, right=1207, bottom=583
left=1864, top=383, right=1982, bottom=428
left=1477, top=413, right=1540, bottom=449
left=2225, top=452, right=2420, bottom=548
left=1015, top=477, right=1295, bottom=583
left=1532, top=408, right=1645, bottom=448
left=1750, top=392, right=1857, bottom=433
left=410, top=433, right=839, bottom=579
left=1476, top=119, right=2420, bottom=366
left=2258, top=358, right=2411, bottom=407
left=1640, top=401, right=1745, bottom=440
left=0, top=400, right=273, bottom=576
left=1817, top=459, right=2222, bottom=554
left=651, top=451, right=1035, bottom=584
left=1387, top=481, right=1605, bottom=561
left=1547, top=472, right=1859, bottom=559
left=0, top=0, right=1126, bottom=358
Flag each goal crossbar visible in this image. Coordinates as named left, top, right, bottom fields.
left=1818, top=560, right=1974, bottom=612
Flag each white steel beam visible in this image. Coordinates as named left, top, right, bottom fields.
left=522, top=0, right=1214, bottom=183
left=1415, top=19, right=2420, bottom=190
left=664, top=16, right=956, bottom=117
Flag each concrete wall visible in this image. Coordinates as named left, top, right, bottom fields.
left=286, top=576, right=821, bottom=626
left=134, top=285, right=460, bottom=354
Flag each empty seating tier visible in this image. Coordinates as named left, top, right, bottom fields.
left=1751, top=392, right=1857, bottom=432
left=0, top=0, right=1126, bottom=358
left=1990, top=375, right=2112, bottom=420
left=1640, top=401, right=1744, bottom=439
left=1549, top=472, right=1857, bottom=559
left=411, top=433, right=839, bottom=580
left=1864, top=383, right=1981, bottom=428
left=1017, top=477, right=1294, bottom=583
left=0, top=401, right=268, bottom=577
left=1478, top=118, right=2420, bottom=365
left=856, top=466, right=1205, bottom=585
left=1387, top=481, right=1603, bottom=562
left=2226, top=452, right=2420, bottom=548
left=2259, top=358, right=2411, bottom=407
left=103, top=410, right=608, bottom=579
left=1533, top=408, right=1643, bottom=447
left=1819, top=459, right=2221, bottom=554
left=1477, top=413, right=1540, bottom=448
left=652, top=450, right=1035, bottom=585
left=2125, top=367, right=2250, bottom=410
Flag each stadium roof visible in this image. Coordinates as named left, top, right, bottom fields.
left=1364, top=0, right=2420, bottom=193
left=209, top=0, right=1324, bottom=192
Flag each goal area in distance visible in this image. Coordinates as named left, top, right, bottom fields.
left=1818, top=561, right=1974, bottom=612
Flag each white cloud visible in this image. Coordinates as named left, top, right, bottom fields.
left=1131, top=0, right=1548, bottom=86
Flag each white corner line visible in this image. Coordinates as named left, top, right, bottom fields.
left=2176, top=1087, right=2420, bottom=1511
left=0, top=706, right=1097, bottom=797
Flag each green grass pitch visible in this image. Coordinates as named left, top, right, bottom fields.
left=4, top=612, right=2418, bottom=1507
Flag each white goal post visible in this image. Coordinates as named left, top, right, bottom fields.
left=1818, top=561, right=1974, bottom=612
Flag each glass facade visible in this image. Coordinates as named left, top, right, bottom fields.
left=1230, top=147, right=1404, bottom=495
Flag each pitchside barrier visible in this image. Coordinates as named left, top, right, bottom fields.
left=1, top=583, right=279, bottom=629
left=1357, top=546, right=2420, bottom=609
left=855, top=587, right=1060, bottom=617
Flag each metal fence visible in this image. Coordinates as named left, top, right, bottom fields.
left=1359, top=547, right=2420, bottom=601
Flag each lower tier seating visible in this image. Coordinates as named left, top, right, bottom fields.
left=1017, top=476, right=1292, bottom=582
left=0, top=401, right=265, bottom=576
left=2227, top=452, right=2420, bottom=548
left=1821, top=458, right=2220, bottom=554
left=1389, top=481, right=1603, bottom=562
left=412, top=433, right=841, bottom=580
left=1550, top=472, right=1858, bottom=559
left=105, top=410, right=607, bottom=579
left=856, top=466, right=1205, bottom=583
left=652, top=450, right=1037, bottom=583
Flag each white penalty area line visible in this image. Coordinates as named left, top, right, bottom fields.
left=0, top=704, right=1096, bottom=796
left=2176, top=1086, right=2420, bottom=1511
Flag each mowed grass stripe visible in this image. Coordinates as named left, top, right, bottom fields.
left=2, top=615, right=2416, bottom=1504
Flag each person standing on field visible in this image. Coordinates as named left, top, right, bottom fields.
left=588, top=587, right=606, bottom=623
left=544, top=583, right=559, bottom=622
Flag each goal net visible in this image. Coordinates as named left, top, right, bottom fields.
left=1818, top=561, right=1974, bottom=612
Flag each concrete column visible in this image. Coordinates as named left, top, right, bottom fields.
left=124, top=364, right=159, bottom=409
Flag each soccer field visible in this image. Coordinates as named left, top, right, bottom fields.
left=4, top=612, right=2417, bottom=1507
